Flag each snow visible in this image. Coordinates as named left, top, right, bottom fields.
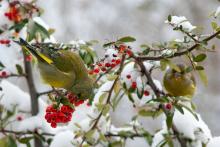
left=207, top=136, right=220, bottom=147
left=50, top=130, right=74, bottom=147
left=0, top=80, right=31, bottom=112
left=151, top=108, right=212, bottom=146
left=165, top=16, right=196, bottom=32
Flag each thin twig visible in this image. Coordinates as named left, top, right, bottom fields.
left=137, top=30, right=220, bottom=61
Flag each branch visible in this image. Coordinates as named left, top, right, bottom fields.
left=0, top=129, right=54, bottom=137
left=79, top=54, right=126, bottom=146
left=132, top=55, right=187, bottom=147
left=22, top=50, right=43, bottom=147
left=0, top=73, right=26, bottom=79
left=137, top=30, right=220, bottom=61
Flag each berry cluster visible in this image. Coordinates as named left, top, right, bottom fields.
left=89, top=58, right=121, bottom=75
left=4, top=4, right=21, bottom=23
left=125, top=74, right=150, bottom=96
left=45, top=105, right=74, bottom=128
left=89, top=44, right=133, bottom=75
left=0, top=39, right=10, bottom=45
left=0, top=71, right=8, bottom=78
left=45, top=92, right=86, bottom=128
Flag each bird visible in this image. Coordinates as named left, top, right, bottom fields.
left=15, top=38, right=94, bottom=100
left=163, top=64, right=196, bottom=98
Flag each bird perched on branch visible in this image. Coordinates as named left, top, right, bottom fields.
left=15, top=38, right=94, bottom=100
left=163, top=64, right=196, bottom=98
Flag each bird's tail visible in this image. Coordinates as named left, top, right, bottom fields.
left=14, top=38, right=53, bottom=64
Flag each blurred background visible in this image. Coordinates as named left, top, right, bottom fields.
left=37, top=0, right=220, bottom=136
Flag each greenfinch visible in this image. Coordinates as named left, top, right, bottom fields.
left=16, top=38, right=94, bottom=100
left=163, top=64, right=196, bottom=98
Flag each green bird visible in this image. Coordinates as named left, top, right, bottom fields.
left=16, top=38, right=94, bottom=100
left=163, top=64, right=196, bottom=98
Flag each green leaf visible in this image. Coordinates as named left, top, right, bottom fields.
left=195, top=66, right=204, bottom=70
left=103, top=104, right=110, bottom=116
left=15, top=64, right=23, bottom=75
left=27, top=20, right=50, bottom=42
left=9, top=19, right=28, bottom=32
left=0, top=61, right=5, bottom=71
left=99, top=92, right=108, bottom=104
left=185, top=66, right=193, bottom=73
left=103, top=41, right=115, bottom=48
left=0, top=29, right=4, bottom=34
left=85, top=130, right=95, bottom=139
left=7, top=136, right=17, bottom=147
left=174, top=105, right=184, bottom=114
left=128, top=93, right=134, bottom=103
left=193, top=54, right=207, bottom=62
left=211, top=22, right=218, bottom=30
left=166, top=113, right=174, bottom=129
left=180, top=104, right=199, bottom=121
left=60, top=98, right=74, bottom=109
left=138, top=109, right=162, bottom=117
left=117, top=36, right=136, bottom=43
left=18, top=137, right=33, bottom=147
left=198, top=69, right=208, bottom=86
left=168, top=15, right=172, bottom=22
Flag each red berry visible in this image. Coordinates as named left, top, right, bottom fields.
left=98, top=63, right=102, bottom=67
left=119, top=45, right=126, bottom=52
left=144, top=90, right=150, bottom=96
left=88, top=70, right=94, bottom=75
left=115, top=59, right=121, bottom=64
left=101, top=67, right=107, bottom=72
left=111, top=59, right=116, bottom=63
left=94, top=68, right=100, bottom=74
left=51, top=122, right=57, bottom=128
left=126, top=50, right=133, bottom=56
left=0, top=71, right=8, bottom=77
left=126, top=74, right=131, bottom=79
left=131, top=82, right=137, bottom=89
left=111, top=63, right=116, bottom=68
left=4, top=40, right=10, bottom=44
left=25, top=55, right=32, bottom=62
left=165, top=103, right=172, bottom=110
left=16, top=116, right=23, bottom=121
left=105, top=63, right=111, bottom=67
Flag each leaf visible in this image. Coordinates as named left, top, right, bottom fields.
left=102, top=104, right=110, bottom=116
left=193, top=54, right=207, bottom=62
left=60, top=98, right=74, bottom=109
left=180, top=104, right=199, bottom=121
left=113, top=81, right=121, bottom=94
left=195, top=66, right=204, bottom=70
left=15, top=64, right=23, bottom=75
left=0, top=61, right=5, bottom=71
left=107, top=75, right=118, bottom=81
left=7, top=136, right=17, bottom=147
left=198, top=70, right=208, bottom=86
left=168, top=15, right=172, bottom=22
left=99, top=92, right=108, bottom=104
left=103, top=41, right=115, bottom=48
left=174, top=105, right=184, bottom=114
left=211, top=22, right=218, bottom=30
left=18, top=137, right=33, bottom=147
left=185, top=66, right=193, bottom=73
left=161, top=59, right=181, bottom=72
left=85, top=130, right=95, bottom=139
left=117, top=36, right=136, bottom=43
left=166, top=113, right=174, bottom=129
left=128, top=93, right=134, bottom=103
left=27, top=20, right=50, bottom=42
left=9, top=19, right=29, bottom=32
left=0, top=29, right=3, bottom=34
left=138, top=109, right=162, bottom=117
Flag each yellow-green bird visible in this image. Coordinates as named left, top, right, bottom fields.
left=16, top=38, right=94, bottom=100
left=163, top=64, right=196, bottom=98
